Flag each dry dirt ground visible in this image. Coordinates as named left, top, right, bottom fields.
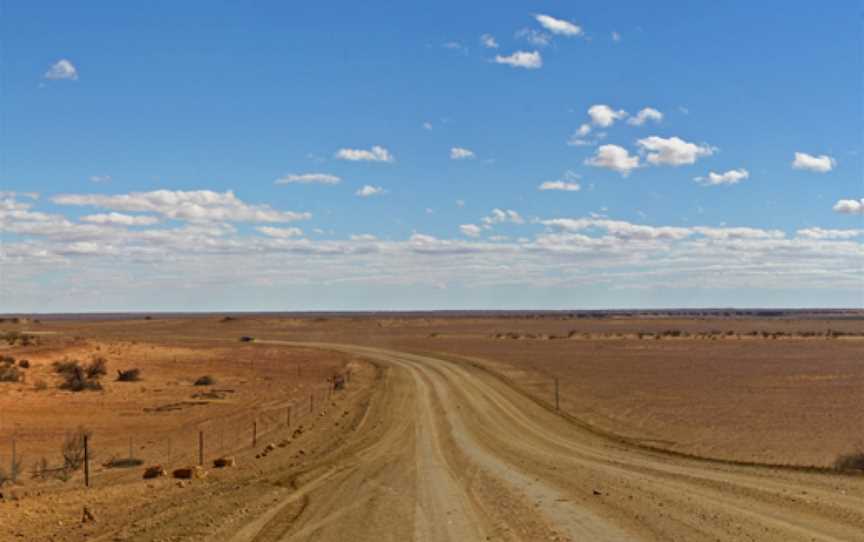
left=0, top=315, right=863, bottom=541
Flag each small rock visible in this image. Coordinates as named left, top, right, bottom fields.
left=143, top=465, right=167, bottom=479
left=592, top=489, right=602, bottom=496
left=213, top=457, right=235, bottom=468
left=82, top=506, right=96, bottom=523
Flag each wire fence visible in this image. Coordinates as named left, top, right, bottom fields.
left=0, top=370, right=350, bottom=488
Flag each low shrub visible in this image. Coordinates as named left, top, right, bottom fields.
left=62, top=427, right=92, bottom=471
left=835, top=452, right=864, bottom=472
left=18, top=359, right=30, bottom=368
left=116, top=368, right=141, bottom=382
left=194, top=375, right=215, bottom=386
left=55, top=358, right=106, bottom=391
left=0, top=364, right=22, bottom=383
left=33, top=379, right=48, bottom=391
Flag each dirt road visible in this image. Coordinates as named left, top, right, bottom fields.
left=224, top=343, right=864, bottom=541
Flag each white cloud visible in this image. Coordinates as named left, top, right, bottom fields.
left=567, top=126, right=606, bottom=147
left=584, top=144, right=640, bottom=176
left=493, top=50, right=542, bottom=69
left=256, top=226, right=303, bottom=238
left=480, top=34, right=499, bottom=49
left=422, top=121, right=433, bottom=130
left=539, top=181, right=581, bottom=192
left=534, top=14, right=583, bottom=36
left=637, top=136, right=716, bottom=166
left=456, top=200, right=466, bottom=207
left=335, top=146, right=394, bottom=163
left=81, top=212, right=160, bottom=226
left=460, top=224, right=482, bottom=237
left=53, top=189, right=310, bottom=223
left=450, top=147, right=476, bottom=160
left=544, top=218, right=692, bottom=240
left=626, top=107, right=663, bottom=126
left=694, top=168, right=749, bottom=186
left=275, top=173, right=341, bottom=185
left=612, top=31, right=621, bottom=42
left=792, top=152, right=835, bottom=173
left=350, top=234, right=378, bottom=241
left=89, top=175, right=112, bottom=183
left=833, top=199, right=864, bottom=215
left=482, top=209, right=524, bottom=225
left=796, top=227, right=863, bottom=240
left=355, top=185, right=385, bottom=197
left=44, top=59, right=78, bottom=80
left=539, top=170, right=581, bottom=192
left=588, top=104, right=627, bottom=127
left=515, top=28, right=552, bottom=47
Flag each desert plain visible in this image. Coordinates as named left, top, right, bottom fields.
left=0, top=311, right=863, bottom=541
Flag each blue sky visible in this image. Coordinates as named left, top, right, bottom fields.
left=1, top=1, right=862, bottom=312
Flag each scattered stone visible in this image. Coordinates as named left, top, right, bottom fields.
left=264, top=443, right=276, bottom=453
left=143, top=465, right=167, bottom=479
left=213, top=456, right=235, bottom=468
left=172, top=466, right=207, bottom=480
left=592, top=489, right=602, bottom=496
left=82, top=506, right=96, bottom=523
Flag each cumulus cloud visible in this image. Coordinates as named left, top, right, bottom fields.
left=81, top=212, right=160, bottom=226
left=543, top=218, right=692, bottom=240
left=335, top=146, right=394, bottom=163
left=612, top=31, right=621, bottom=42
left=584, top=144, right=640, bottom=176
left=450, top=147, right=476, bottom=160
left=515, top=28, right=552, bottom=47
left=493, top=50, right=542, bottom=69
left=637, top=136, right=716, bottom=166
left=275, top=173, right=341, bottom=185
left=422, top=121, right=433, bottom=130
left=256, top=226, right=304, bottom=238
left=588, top=105, right=627, bottom=127
left=539, top=170, right=581, bottom=192
left=480, top=34, right=499, bottom=48
left=89, top=175, right=112, bottom=184
left=534, top=14, right=583, bottom=36
left=53, top=189, right=310, bottom=223
left=627, top=107, right=663, bottom=126
left=482, top=209, right=524, bottom=225
left=694, top=168, right=750, bottom=186
left=350, top=234, right=378, bottom=241
left=460, top=224, right=482, bottom=237
left=355, top=185, right=385, bottom=197
left=796, top=227, right=863, bottom=240
left=539, top=181, right=581, bottom=192
left=44, top=59, right=78, bottom=80
left=833, top=199, right=864, bottom=215
left=792, top=152, right=835, bottom=173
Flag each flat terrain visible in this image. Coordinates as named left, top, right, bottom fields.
left=0, top=313, right=862, bottom=540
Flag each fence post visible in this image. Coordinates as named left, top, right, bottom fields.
left=252, top=421, right=257, bottom=448
left=286, top=405, right=291, bottom=427
left=198, top=431, right=204, bottom=466
left=83, top=435, right=90, bottom=488
left=10, top=437, right=16, bottom=483
left=554, top=377, right=560, bottom=411
left=310, top=393, right=314, bottom=413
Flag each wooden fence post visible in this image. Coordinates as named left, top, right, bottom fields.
left=10, top=437, right=16, bottom=483
left=83, top=435, right=90, bottom=488
left=310, top=393, right=314, bottom=413
left=199, top=431, right=204, bottom=466
left=286, top=405, right=292, bottom=427
left=554, top=377, right=560, bottom=411
left=252, top=421, right=257, bottom=447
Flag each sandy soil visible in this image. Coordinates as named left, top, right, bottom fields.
left=3, top=340, right=863, bottom=541
left=1, top=315, right=862, bottom=540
